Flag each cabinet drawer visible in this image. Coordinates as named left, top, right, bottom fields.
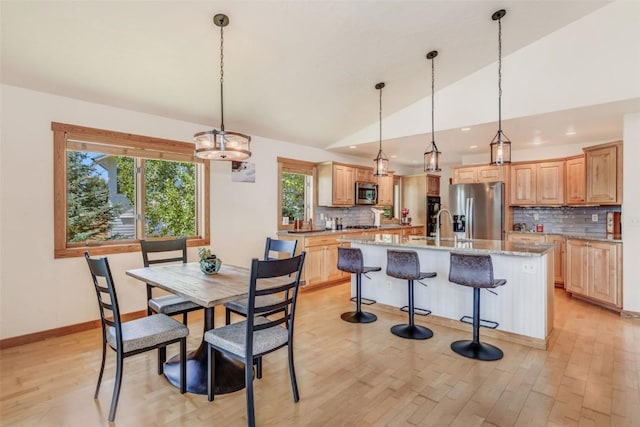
left=305, top=235, right=341, bottom=247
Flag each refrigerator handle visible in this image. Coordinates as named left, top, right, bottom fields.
left=465, top=198, right=473, bottom=240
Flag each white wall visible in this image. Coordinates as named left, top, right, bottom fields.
left=622, top=113, right=640, bottom=313
left=0, top=84, right=383, bottom=339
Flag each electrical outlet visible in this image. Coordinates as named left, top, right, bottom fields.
left=533, top=213, right=539, bottom=221
left=522, top=263, right=536, bottom=274
left=386, top=281, right=392, bottom=290
left=631, top=217, right=640, bottom=227
left=592, top=214, right=599, bottom=222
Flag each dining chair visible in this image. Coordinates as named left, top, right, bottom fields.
left=224, top=237, right=297, bottom=325
left=84, top=252, right=188, bottom=422
left=141, top=238, right=202, bottom=325
left=204, top=252, right=306, bottom=427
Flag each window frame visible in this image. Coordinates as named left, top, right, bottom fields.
left=277, top=157, right=316, bottom=231
left=52, top=122, right=210, bottom=258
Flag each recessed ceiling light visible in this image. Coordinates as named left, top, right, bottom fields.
left=349, top=145, right=357, bottom=149
left=390, top=155, right=397, bottom=159
left=469, top=145, right=478, bottom=149
left=565, top=131, right=576, bottom=136
left=411, top=160, right=417, bottom=163
left=461, top=127, right=471, bottom=132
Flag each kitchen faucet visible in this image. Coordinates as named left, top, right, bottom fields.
left=436, top=208, right=453, bottom=244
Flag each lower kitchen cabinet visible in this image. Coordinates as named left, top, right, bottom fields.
left=566, top=239, right=622, bottom=309
left=304, top=239, right=343, bottom=286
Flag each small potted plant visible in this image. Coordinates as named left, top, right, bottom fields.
left=198, top=248, right=222, bottom=275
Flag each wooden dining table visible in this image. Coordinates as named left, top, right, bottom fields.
left=126, top=262, right=270, bottom=395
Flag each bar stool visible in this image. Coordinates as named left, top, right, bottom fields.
left=386, top=250, right=436, bottom=339
left=337, top=247, right=381, bottom=323
left=448, top=252, right=506, bottom=361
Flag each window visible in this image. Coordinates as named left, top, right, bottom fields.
left=277, top=157, right=316, bottom=230
left=53, top=122, right=210, bottom=258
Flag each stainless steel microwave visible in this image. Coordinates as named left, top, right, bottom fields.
left=355, top=182, right=378, bottom=205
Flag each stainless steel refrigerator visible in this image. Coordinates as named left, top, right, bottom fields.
left=449, top=182, right=504, bottom=241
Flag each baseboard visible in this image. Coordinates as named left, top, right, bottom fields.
left=620, top=309, right=640, bottom=319
left=0, top=310, right=147, bottom=350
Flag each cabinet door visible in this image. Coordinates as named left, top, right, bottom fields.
left=510, top=164, right=537, bottom=205
left=426, top=174, right=440, bottom=196
left=545, top=234, right=565, bottom=285
left=588, top=242, right=620, bottom=306
left=537, top=161, right=565, bottom=204
left=453, top=167, right=477, bottom=184
left=324, top=243, right=342, bottom=282
left=507, top=233, right=545, bottom=244
left=333, top=164, right=355, bottom=205
left=304, top=245, right=325, bottom=286
left=356, top=168, right=375, bottom=183
left=477, top=165, right=504, bottom=182
left=585, top=145, right=619, bottom=204
left=565, top=156, right=585, bottom=205
left=565, top=239, right=588, bottom=296
left=376, top=174, right=394, bottom=206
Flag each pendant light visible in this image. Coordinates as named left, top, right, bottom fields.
left=489, top=9, right=511, bottom=165
left=373, top=82, right=389, bottom=177
left=194, top=14, right=251, bottom=161
left=424, top=50, right=441, bottom=172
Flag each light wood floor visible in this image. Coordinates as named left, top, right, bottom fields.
left=1, top=284, right=640, bottom=426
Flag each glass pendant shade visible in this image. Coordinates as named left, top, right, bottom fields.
left=194, top=13, right=251, bottom=161
left=424, top=141, right=441, bottom=172
left=490, top=130, right=511, bottom=166
left=374, top=150, right=389, bottom=176
left=194, top=129, right=251, bottom=160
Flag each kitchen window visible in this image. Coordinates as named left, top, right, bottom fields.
left=52, top=122, right=210, bottom=258
left=277, top=157, right=316, bottom=230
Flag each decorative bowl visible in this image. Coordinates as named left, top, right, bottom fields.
left=200, top=257, right=222, bottom=275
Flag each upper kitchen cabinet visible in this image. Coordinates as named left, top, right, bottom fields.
left=355, top=167, right=375, bottom=183
left=584, top=141, right=623, bottom=205
left=376, top=173, right=394, bottom=206
left=565, top=155, right=585, bottom=205
left=318, top=162, right=355, bottom=207
left=426, top=174, right=440, bottom=196
left=510, top=161, right=564, bottom=205
left=452, top=164, right=507, bottom=184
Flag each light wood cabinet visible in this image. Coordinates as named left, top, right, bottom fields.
left=299, top=234, right=344, bottom=287
left=452, top=164, right=506, bottom=184
left=401, top=226, right=425, bottom=237
left=318, top=162, right=355, bottom=207
left=510, top=161, right=564, bottom=205
left=545, top=234, right=565, bottom=286
left=565, top=155, right=585, bottom=205
left=566, top=239, right=622, bottom=308
left=426, top=174, right=440, bottom=196
left=507, top=232, right=545, bottom=244
left=376, top=174, right=394, bottom=206
left=584, top=142, right=622, bottom=205
left=355, top=167, right=375, bottom=183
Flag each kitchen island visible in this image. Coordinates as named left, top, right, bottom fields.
left=339, top=234, right=556, bottom=349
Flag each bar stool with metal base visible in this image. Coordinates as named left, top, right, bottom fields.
left=337, top=247, right=381, bottom=323
left=386, top=250, right=436, bottom=339
left=448, top=252, right=506, bottom=361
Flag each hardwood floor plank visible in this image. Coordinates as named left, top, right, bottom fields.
left=2, top=286, right=640, bottom=426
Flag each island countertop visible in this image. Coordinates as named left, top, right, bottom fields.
left=339, top=234, right=555, bottom=257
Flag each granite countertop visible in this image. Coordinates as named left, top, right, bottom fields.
left=276, top=224, right=424, bottom=237
left=507, top=230, right=623, bottom=243
left=339, top=234, right=555, bottom=257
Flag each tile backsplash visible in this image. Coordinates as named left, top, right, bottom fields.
left=512, top=206, right=622, bottom=233
left=315, top=206, right=381, bottom=228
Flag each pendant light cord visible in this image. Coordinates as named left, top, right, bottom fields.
left=219, top=23, right=225, bottom=130
left=378, top=87, right=382, bottom=151
left=497, top=16, right=502, bottom=133
left=431, top=56, right=435, bottom=144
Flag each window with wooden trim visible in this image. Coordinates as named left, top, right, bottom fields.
left=52, top=122, right=210, bottom=258
left=277, top=157, right=316, bottom=230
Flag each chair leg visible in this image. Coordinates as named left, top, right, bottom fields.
left=288, top=343, right=300, bottom=402
left=158, top=346, right=166, bottom=375
left=225, top=308, right=231, bottom=325
left=94, top=340, right=106, bottom=399
left=179, top=338, right=186, bottom=394
left=108, top=354, right=124, bottom=422
left=246, top=358, right=255, bottom=427
left=182, top=312, right=188, bottom=325
left=256, top=357, right=263, bottom=379
left=207, top=345, right=215, bottom=402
